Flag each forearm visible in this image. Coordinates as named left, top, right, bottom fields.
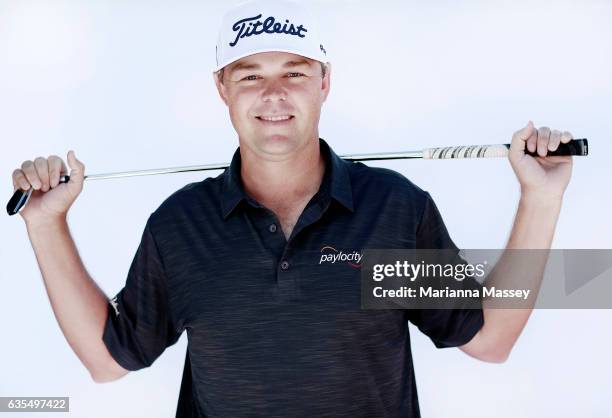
left=461, top=121, right=573, bottom=362
left=506, top=192, right=563, bottom=249
left=469, top=194, right=563, bottom=360
left=26, top=217, right=119, bottom=379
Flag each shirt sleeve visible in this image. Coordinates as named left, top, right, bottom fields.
left=407, top=192, right=484, bottom=349
left=102, top=219, right=183, bottom=371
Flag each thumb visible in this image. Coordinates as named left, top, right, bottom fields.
left=66, top=150, right=85, bottom=185
left=509, top=120, right=534, bottom=160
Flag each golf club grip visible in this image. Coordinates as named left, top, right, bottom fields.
left=424, top=138, right=588, bottom=159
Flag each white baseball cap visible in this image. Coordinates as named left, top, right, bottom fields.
left=213, top=0, right=328, bottom=73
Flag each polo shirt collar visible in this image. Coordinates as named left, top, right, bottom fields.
left=221, top=138, right=354, bottom=220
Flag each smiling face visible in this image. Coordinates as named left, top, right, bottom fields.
left=214, top=51, right=331, bottom=160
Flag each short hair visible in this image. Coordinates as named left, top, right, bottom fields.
left=216, top=61, right=327, bottom=85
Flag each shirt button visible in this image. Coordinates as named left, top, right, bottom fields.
left=268, top=223, right=277, bottom=233
left=280, top=260, right=290, bottom=270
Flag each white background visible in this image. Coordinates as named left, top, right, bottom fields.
left=1, top=0, right=611, bottom=417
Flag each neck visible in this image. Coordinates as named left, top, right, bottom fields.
left=240, top=138, right=326, bottom=208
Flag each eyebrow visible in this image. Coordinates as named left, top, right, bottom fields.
left=228, top=59, right=311, bottom=74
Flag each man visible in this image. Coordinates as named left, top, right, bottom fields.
left=12, top=0, right=573, bottom=417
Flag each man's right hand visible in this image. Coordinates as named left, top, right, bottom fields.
left=12, top=150, right=85, bottom=225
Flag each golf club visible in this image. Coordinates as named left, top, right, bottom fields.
left=6, top=138, right=588, bottom=216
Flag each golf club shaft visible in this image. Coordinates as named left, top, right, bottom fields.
left=6, top=139, right=588, bottom=216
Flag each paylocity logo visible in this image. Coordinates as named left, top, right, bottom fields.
left=319, top=245, right=362, bottom=269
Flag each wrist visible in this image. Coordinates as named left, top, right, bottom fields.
left=519, top=188, right=564, bottom=207
left=25, top=214, right=68, bottom=232
left=518, top=193, right=563, bottom=221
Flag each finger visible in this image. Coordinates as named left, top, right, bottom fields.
left=66, top=150, right=85, bottom=184
left=21, top=160, right=41, bottom=190
left=33, top=157, right=51, bottom=192
left=548, top=129, right=562, bottom=152
left=545, top=155, right=572, bottom=164
left=537, top=126, right=551, bottom=157
left=48, top=155, right=64, bottom=188
left=561, top=130, right=573, bottom=144
left=526, top=126, right=538, bottom=153
left=59, top=158, right=68, bottom=174
left=510, top=120, right=534, bottom=159
left=12, top=169, right=31, bottom=191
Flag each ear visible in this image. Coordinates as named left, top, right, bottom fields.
left=213, top=71, right=229, bottom=106
left=321, top=62, right=331, bottom=103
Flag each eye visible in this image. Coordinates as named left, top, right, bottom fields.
left=287, top=72, right=304, bottom=78
left=240, top=75, right=259, bottom=81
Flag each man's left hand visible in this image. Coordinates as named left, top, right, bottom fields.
left=508, top=120, right=573, bottom=200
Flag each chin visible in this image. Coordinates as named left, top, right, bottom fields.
left=253, top=133, right=302, bottom=156
left=261, top=135, right=296, bottom=152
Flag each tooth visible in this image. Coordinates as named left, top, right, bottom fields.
left=261, top=115, right=290, bottom=121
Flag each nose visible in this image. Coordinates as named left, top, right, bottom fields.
left=261, top=79, right=287, bottom=102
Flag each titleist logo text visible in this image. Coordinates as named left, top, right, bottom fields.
left=230, top=14, right=307, bottom=47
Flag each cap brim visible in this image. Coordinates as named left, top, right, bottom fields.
left=212, top=47, right=328, bottom=73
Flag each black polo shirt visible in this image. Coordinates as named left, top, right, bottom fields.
left=103, top=137, right=484, bottom=418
